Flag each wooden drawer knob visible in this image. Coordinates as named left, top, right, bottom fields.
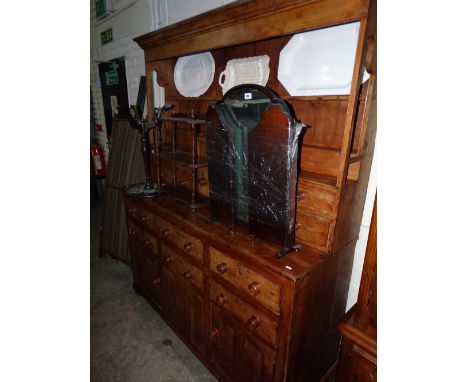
left=297, top=191, right=305, bottom=201
left=247, top=281, right=261, bottom=296
left=246, top=316, right=260, bottom=331
left=210, top=328, right=219, bottom=338
left=215, top=294, right=227, bottom=306
left=183, top=270, right=194, bottom=280
left=183, top=242, right=192, bottom=252
left=163, top=256, right=173, bottom=264
left=161, top=228, right=171, bottom=238
left=216, top=262, right=228, bottom=274
left=153, top=277, right=161, bottom=288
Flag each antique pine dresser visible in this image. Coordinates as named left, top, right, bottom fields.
left=124, top=0, right=377, bottom=381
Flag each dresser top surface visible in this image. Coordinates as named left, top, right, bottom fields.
left=126, top=193, right=330, bottom=283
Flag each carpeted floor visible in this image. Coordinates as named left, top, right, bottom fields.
left=90, top=199, right=216, bottom=382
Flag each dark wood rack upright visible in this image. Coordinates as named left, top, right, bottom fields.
left=156, top=111, right=209, bottom=210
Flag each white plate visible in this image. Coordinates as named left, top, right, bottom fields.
left=278, top=22, right=369, bottom=96
left=174, top=52, right=215, bottom=97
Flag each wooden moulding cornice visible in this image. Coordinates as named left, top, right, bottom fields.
left=134, top=0, right=369, bottom=62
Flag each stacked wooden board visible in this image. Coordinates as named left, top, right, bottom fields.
left=99, top=118, right=145, bottom=263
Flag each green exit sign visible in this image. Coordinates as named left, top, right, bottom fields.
left=96, top=0, right=112, bottom=20
left=105, top=70, right=118, bottom=86
left=101, top=28, right=113, bottom=45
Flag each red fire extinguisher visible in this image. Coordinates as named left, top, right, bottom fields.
left=91, top=143, right=107, bottom=177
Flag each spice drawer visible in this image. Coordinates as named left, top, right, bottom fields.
left=210, top=279, right=278, bottom=348
left=209, top=247, right=281, bottom=315
left=128, top=221, right=159, bottom=256
left=156, top=217, right=203, bottom=263
left=127, top=201, right=157, bottom=228
left=295, top=211, right=330, bottom=252
left=296, top=177, right=337, bottom=219
left=172, top=227, right=203, bottom=263
left=161, top=243, right=204, bottom=290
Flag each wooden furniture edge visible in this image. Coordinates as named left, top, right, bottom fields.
left=135, top=0, right=369, bottom=61
left=338, top=307, right=376, bottom=357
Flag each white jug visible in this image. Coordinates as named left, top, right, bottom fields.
left=219, top=55, right=270, bottom=95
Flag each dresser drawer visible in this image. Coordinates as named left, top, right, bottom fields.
left=295, top=211, right=330, bottom=252
left=154, top=214, right=177, bottom=239
left=127, top=201, right=157, bottom=228
left=172, top=227, right=203, bottom=263
left=128, top=221, right=159, bottom=256
left=210, top=279, right=278, bottom=347
left=209, top=247, right=280, bottom=315
left=156, top=217, right=203, bottom=263
left=296, top=178, right=336, bottom=219
left=161, top=244, right=204, bottom=290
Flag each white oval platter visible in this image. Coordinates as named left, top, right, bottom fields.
left=278, top=22, right=369, bottom=96
left=174, top=52, right=215, bottom=97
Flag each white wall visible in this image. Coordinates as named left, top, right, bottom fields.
left=156, top=0, right=237, bottom=27
left=346, top=146, right=377, bottom=310
left=90, top=0, right=237, bottom=160
left=90, top=0, right=156, bottom=159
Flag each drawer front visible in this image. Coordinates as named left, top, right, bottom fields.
left=156, top=217, right=203, bottom=263
left=295, top=211, right=330, bottom=252
left=210, top=279, right=278, bottom=347
left=209, top=247, right=280, bottom=315
left=161, top=244, right=203, bottom=290
left=128, top=221, right=159, bottom=256
left=127, top=201, right=157, bottom=228
left=297, top=178, right=336, bottom=219
left=154, top=214, right=177, bottom=239
left=173, top=228, right=203, bottom=263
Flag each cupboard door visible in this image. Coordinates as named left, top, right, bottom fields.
left=237, top=334, right=276, bottom=382
left=160, top=265, right=176, bottom=321
left=160, top=266, right=206, bottom=357
left=130, top=240, right=161, bottom=306
left=174, top=274, right=190, bottom=338
left=173, top=276, right=206, bottom=356
left=211, top=306, right=236, bottom=378
left=211, top=306, right=276, bottom=382
left=188, top=288, right=206, bottom=356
